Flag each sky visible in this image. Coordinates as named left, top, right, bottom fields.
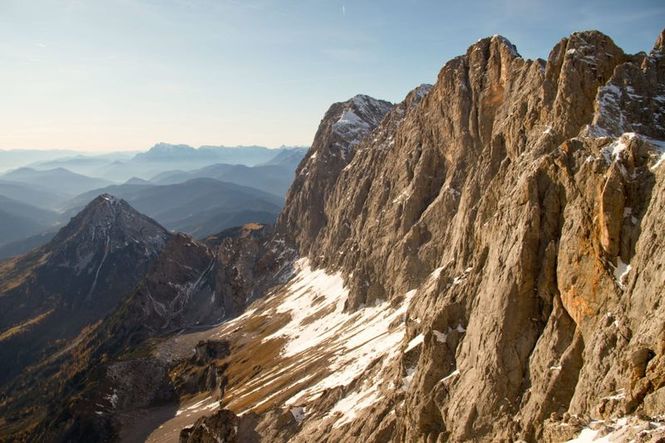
left=0, top=0, right=663, bottom=152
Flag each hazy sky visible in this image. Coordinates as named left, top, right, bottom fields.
left=0, top=0, right=663, bottom=152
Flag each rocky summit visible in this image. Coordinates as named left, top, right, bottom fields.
left=2, top=29, right=665, bottom=443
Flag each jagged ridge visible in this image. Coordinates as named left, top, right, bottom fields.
left=179, top=29, right=665, bottom=442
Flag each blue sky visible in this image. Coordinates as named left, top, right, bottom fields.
left=0, top=0, right=663, bottom=151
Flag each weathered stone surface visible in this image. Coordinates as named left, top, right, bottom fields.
left=276, top=94, right=393, bottom=256
left=180, top=408, right=238, bottom=443
left=215, top=29, right=665, bottom=442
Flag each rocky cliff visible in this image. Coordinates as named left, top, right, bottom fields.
left=277, top=94, right=393, bottom=253
left=177, top=30, right=665, bottom=442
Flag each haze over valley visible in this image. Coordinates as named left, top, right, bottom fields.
left=0, top=144, right=306, bottom=258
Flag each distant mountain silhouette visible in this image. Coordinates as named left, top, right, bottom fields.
left=1, top=167, right=113, bottom=196
left=0, top=195, right=59, bottom=246
left=0, top=179, right=69, bottom=209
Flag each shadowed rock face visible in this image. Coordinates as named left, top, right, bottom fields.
left=0, top=194, right=171, bottom=386
left=0, top=219, right=285, bottom=441
left=110, top=223, right=281, bottom=344
left=180, top=30, right=665, bottom=442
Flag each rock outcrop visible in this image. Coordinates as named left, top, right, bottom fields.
left=171, top=30, right=665, bottom=442
left=179, top=409, right=239, bottom=443
left=277, top=94, right=393, bottom=254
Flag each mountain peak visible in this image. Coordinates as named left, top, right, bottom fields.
left=51, top=193, right=169, bottom=255
left=276, top=93, right=392, bottom=251
left=653, top=28, right=665, bottom=53
left=491, top=34, right=520, bottom=55
left=403, top=83, right=433, bottom=106
left=151, top=142, right=195, bottom=152
left=123, top=176, right=151, bottom=185
left=0, top=195, right=172, bottom=388
left=94, top=192, right=120, bottom=203
left=468, top=34, right=521, bottom=59
left=330, top=94, right=393, bottom=154
left=78, top=192, right=127, bottom=217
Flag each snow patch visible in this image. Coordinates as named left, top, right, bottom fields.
left=613, top=257, right=631, bottom=290
left=647, top=137, right=665, bottom=170
left=336, top=110, right=369, bottom=131
left=652, top=153, right=665, bottom=170
left=602, top=389, right=625, bottom=401
left=327, top=383, right=381, bottom=428
left=429, top=267, right=444, bottom=281
left=595, top=133, right=665, bottom=171
left=266, top=260, right=417, bottom=409
left=405, top=333, right=424, bottom=353
left=600, top=133, right=635, bottom=164
left=442, top=369, right=460, bottom=382
left=175, top=396, right=219, bottom=417
left=432, top=324, right=465, bottom=345
left=567, top=416, right=665, bottom=442
left=402, top=365, right=416, bottom=388
left=105, top=389, right=119, bottom=409
left=263, top=260, right=348, bottom=357
left=433, top=330, right=447, bottom=343
left=392, top=187, right=412, bottom=204
left=414, top=84, right=433, bottom=99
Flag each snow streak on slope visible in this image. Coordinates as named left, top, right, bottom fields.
left=274, top=261, right=414, bottom=405
left=146, top=258, right=417, bottom=440
left=566, top=415, right=665, bottom=442
left=228, top=259, right=415, bottom=422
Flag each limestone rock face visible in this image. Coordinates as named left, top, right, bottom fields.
left=201, top=30, right=665, bottom=442
left=276, top=94, right=393, bottom=255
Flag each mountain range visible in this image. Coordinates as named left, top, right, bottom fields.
left=0, top=145, right=307, bottom=258
left=1, top=29, right=665, bottom=443
left=2, top=167, right=114, bottom=196
left=0, top=195, right=59, bottom=246
left=26, top=144, right=307, bottom=182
